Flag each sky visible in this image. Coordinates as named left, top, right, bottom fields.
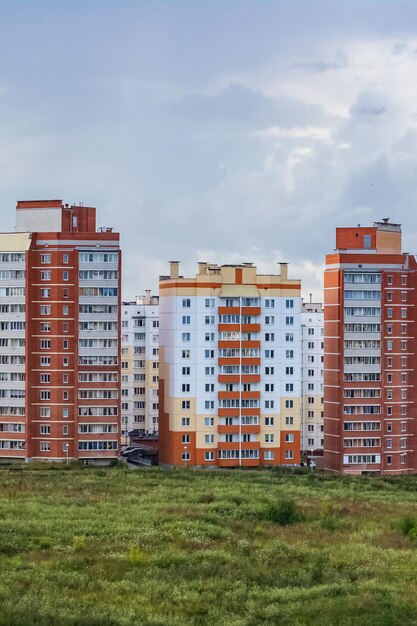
left=1, top=0, right=417, bottom=301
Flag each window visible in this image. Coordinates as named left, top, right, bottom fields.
left=63, top=306, right=69, bottom=316
left=63, top=357, right=69, bottom=367
left=387, top=275, right=393, bottom=285
left=285, top=450, right=294, bottom=460
left=40, top=407, right=50, bottom=418
left=387, top=308, right=393, bottom=318
left=63, top=271, right=69, bottom=281
left=182, top=333, right=190, bottom=342
left=363, top=234, right=371, bottom=248
left=265, top=434, right=274, bottom=443
left=387, top=324, right=392, bottom=334
left=285, top=367, right=293, bottom=375
left=387, top=455, right=392, bottom=465
left=182, top=316, right=190, bottom=324
left=402, top=308, right=407, bottom=319
left=264, top=451, right=274, bottom=460
left=387, top=292, right=392, bottom=302
left=41, top=254, right=51, bottom=264
left=285, top=316, right=294, bottom=325
left=41, top=271, right=51, bottom=281
left=286, top=350, right=294, bottom=359
left=63, top=254, right=69, bottom=264
left=181, top=417, right=190, bottom=426
left=285, top=400, right=294, bottom=409
left=205, top=451, right=215, bottom=461
left=41, top=323, right=51, bottom=333
left=285, top=434, right=294, bottom=443
left=182, top=401, right=190, bottom=410
left=182, top=299, right=191, bottom=308
left=205, top=435, right=214, bottom=444
left=40, top=442, right=50, bottom=452
left=285, top=384, right=294, bottom=392
left=205, top=417, right=214, bottom=426
left=40, top=305, right=51, bottom=315
left=265, top=417, right=274, bottom=426
left=285, top=416, right=294, bottom=425
left=182, top=435, right=190, bottom=444
left=182, top=384, right=190, bottom=392
left=205, top=298, right=215, bottom=308
left=182, top=367, right=190, bottom=375
left=402, top=275, right=407, bottom=285
left=40, top=425, right=50, bottom=435
left=40, top=374, right=50, bottom=384
left=286, top=333, right=294, bottom=342
left=182, top=350, right=190, bottom=359
left=286, top=299, right=294, bottom=308
left=265, top=333, right=274, bottom=341
left=40, top=357, right=50, bottom=367
left=41, top=289, right=51, bottom=299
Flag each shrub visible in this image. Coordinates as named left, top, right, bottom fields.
left=398, top=516, right=417, bottom=538
left=128, top=544, right=145, bottom=565
left=38, top=536, right=52, bottom=550
left=72, top=535, right=87, bottom=551
left=262, top=498, right=303, bottom=526
left=198, top=493, right=215, bottom=504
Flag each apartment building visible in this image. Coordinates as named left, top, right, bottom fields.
left=159, top=261, right=302, bottom=467
left=0, top=199, right=121, bottom=463
left=301, top=301, right=324, bottom=456
left=121, top=293, right=159, bottom=440
left=324, top=220, right=417, bottom=475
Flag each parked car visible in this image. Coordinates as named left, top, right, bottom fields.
left=121, top=446, right=140, bottom=457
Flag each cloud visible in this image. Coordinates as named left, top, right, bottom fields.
left=169, top=83, right=333, bottom=129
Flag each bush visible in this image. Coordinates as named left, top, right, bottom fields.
left=128, top=544, right=145, bottom=565
left=398, top=516, right=417, bottom=538
left=72, top=535, right=87, bottom=551
left=262, top=499, right=303, bottom=526
left=38, top=537, right=52, bottom=550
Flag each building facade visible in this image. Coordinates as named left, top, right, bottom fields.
left=121, top=293, right=159, bottom=440
left=159, top=261, right=302, bottom=467
left=301, top=301, right=324, bottom=457
left=0, top=199, right=121, bottom=463
left=324, top=220, right=417, bottom=475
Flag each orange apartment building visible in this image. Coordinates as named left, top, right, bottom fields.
left=159, top=261, right=302, bottom=467
left=324, top=219, right=417, bottom=474
left=0, top=200, right=121, bottom=463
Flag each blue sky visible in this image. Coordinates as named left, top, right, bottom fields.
left=1, top=1, right=417, bottom=299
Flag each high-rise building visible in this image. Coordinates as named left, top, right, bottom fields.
left=159, top=261, right=302, bottom=467
left=301, top=301, right=324, bottom=457
left=121, top=293, right=159, bottom=440
left=0, top=200, right=121, bottom=464
left=324, top=220, right=417, bottom=475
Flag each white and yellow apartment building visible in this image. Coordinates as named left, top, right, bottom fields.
left=159, top=261, right=302, bottom=467
left=121, top=292, right=159, bottom=440
left=301, top=301, right=324, bottom=457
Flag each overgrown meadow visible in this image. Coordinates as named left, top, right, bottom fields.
left=1, top=465, right=417, bottom=625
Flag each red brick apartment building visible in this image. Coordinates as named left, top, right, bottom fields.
left=0, top=200, right=121, bottom=463
left=324, top=220, right=417, bottom=475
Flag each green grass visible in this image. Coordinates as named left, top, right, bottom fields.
left=2, top=466, right=417, bottom=624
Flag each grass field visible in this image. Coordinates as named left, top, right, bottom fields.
left=1, top=466, right=417, bottom=625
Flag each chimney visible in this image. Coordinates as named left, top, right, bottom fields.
left=279, top=262, right=288, bottom=280
left=198, top=262, right=208, bottom=275
left=145, top=289, right=151, bottom=305
left=169, top=261, right=180, bottom=279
